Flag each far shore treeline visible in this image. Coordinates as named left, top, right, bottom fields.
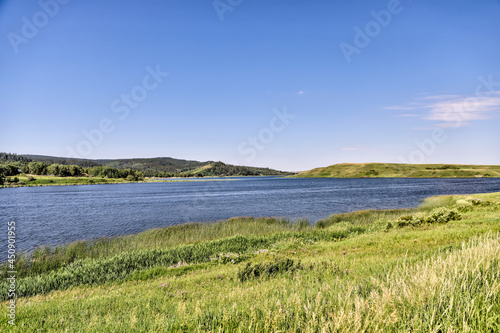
left=0, top=157, right=144, bottom=186
left=0, top=153, right=291, bottom=185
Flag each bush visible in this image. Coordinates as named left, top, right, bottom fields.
left=394, top=208, right=461, bottom=228
left=395, top=215, right=422, bottom=227
left=425, top=208, right=461, bottom=224
left=27, top=176, right=36, bottom=181
left=11, top=177, right=19, bottom=183
left=471, top=199, right=491, bottom=207
left=237, top=258, right=303, bottom=282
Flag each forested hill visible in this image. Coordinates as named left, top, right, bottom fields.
left=6, top=154, right=291, bottom=177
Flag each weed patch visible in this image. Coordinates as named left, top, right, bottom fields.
left=238, top=258, right=303, bottom=282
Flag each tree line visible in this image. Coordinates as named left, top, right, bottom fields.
left=0, top=153, right=292, bottom=184
left=0, top=161, right=144, bottom=185
left=23, top=162, right=143, bottom=179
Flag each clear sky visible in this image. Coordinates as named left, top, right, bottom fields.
left=1, top=0, right=499, bottom=171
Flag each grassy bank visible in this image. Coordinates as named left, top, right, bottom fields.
left=294, top=162, right=500, bottom=178
left=1, top=192, right=500, bottom=331
left=0, top=174, right=242, bottom=188
left=0, top=174, right=134, bottom=187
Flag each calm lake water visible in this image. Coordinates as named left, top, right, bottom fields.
left=1, top=177, right=500, bottom=253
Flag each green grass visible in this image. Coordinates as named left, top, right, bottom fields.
left=1, top=192, right=500, bottom=331
left=294, top=162, right=500, bottom=178
left=0, top=217, right=309, bottom=280
left=0, top=174, right=133, bottom=187
left=0, top=174, right=241, bottom=188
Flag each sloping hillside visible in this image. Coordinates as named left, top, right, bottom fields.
left=294, top=163, right=500, bottom=178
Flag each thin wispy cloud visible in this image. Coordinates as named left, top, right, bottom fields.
left=412, top=126, right=437, bottom=131
left=385, top=91, right=500, bottom=128
left=393, top=113, right=419, bottom=117
left=417, top=94, right=462, bottom=101
left=382, top=106, right=418, bottom=111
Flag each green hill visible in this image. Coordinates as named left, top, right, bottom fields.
left=294, top=163, right=500, bottom=178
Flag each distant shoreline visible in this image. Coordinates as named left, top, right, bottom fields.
left=2, top=173, right=500, bottom=189
left=0, top=174, right=262, bottom=188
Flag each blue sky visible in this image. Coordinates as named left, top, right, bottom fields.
left=1, top=0, right=499, bottom=171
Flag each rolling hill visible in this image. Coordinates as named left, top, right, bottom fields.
left=294, top=163, right=500, bottom=178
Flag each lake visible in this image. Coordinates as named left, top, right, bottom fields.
left=1, top=177, right=500, bottom=253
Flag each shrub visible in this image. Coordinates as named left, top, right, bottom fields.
left=425, top=208, right=461, bottom=224
left=27, top=176, right=36, bottom=181
left=394, top=208, right=461, bottom=228
left=237, top=258, right=303, bottom=282
left=471, top=199, right=491, bottom=207
left=9, top=177, right=19, bottom=183
left=395, top=215, right=422, bottom=227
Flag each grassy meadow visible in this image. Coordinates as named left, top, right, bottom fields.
left=295, top=163, right=500, bottom=178
left=1, top=192, right=500, bottom=331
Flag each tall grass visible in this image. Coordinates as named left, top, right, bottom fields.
left=156, top=234, right=500, bottom=332
left=0, top=217, right=310, bottom=279
left=0, top=207, right=424, bottom=282
left=0, top=228, right=356, bottom=299
left=313, top=233, right=500, bottom=332
left=315, top=208, right=410, bottom=229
